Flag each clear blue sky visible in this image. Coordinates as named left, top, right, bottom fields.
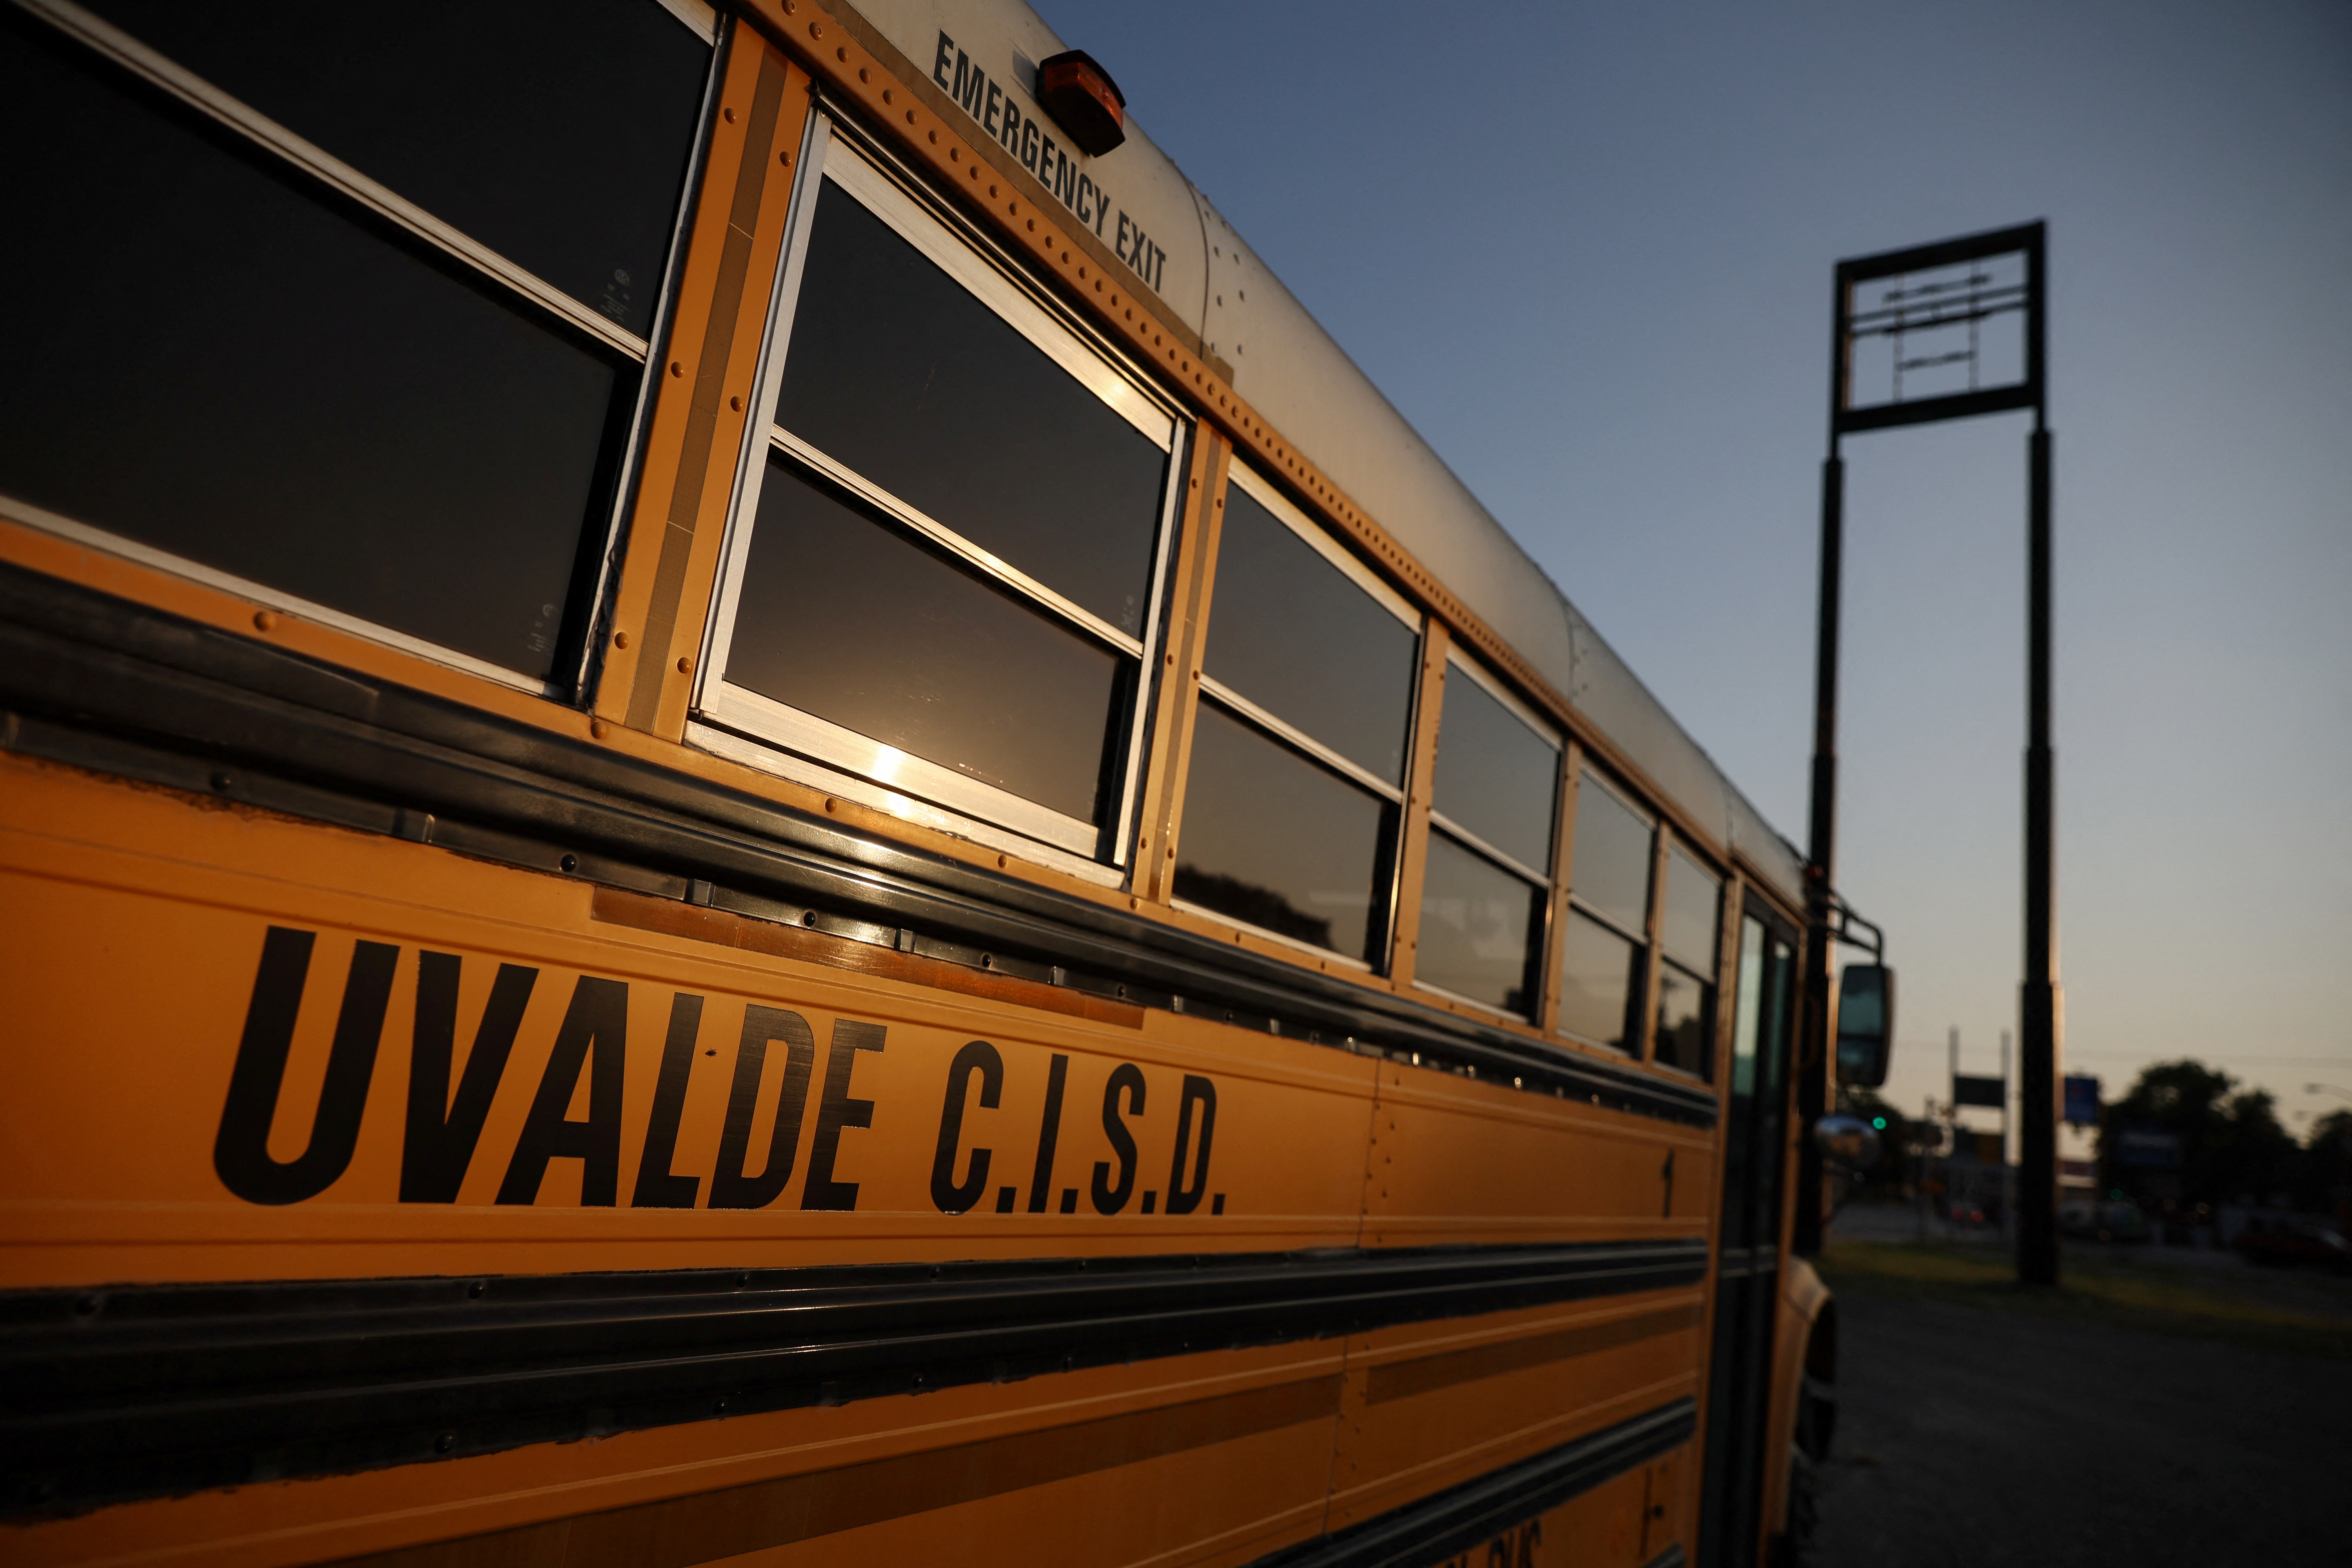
left=1037, top=0, right=2352, bottom=1140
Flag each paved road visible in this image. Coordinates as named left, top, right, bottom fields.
left=1809, top=1287, right=2352, bottom=1567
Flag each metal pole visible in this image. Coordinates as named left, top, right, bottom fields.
left=1795, top=451, right=1844, bottom=1258
left=2018, top=421, right=2061, bottom=1286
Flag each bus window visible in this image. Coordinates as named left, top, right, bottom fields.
left=1175, top=468, right=1419, bottom=966
left=75, top=0, right=711, bottom=339
left=1174, top=701, right=1396, bottom=959
left=1654, top=843, right=1723, bottom=1078
left=0, top=5, right=708, bottom=687
left=1557, top=771, right=1654, bottom=1051
left=700, top=133, right=1179, bottom=861
left=1417, top=658, right=1561, bottom=1016
left=1199, top=478, right=1419, bottom=785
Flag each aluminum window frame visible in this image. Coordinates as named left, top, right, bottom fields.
left=693, top=112, right=1187, bottom=867
left=10, top=0, right=719, bottom=700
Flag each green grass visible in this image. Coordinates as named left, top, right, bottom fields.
left=1818, top=1239, right=2352, bottom=1360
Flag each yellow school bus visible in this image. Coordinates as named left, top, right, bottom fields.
left=0, top=1, right=1840, bottom=1564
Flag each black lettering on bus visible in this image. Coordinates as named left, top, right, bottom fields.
left=1165, top=1073, right=1217, bottom=1214
left=1127, top=222, right=1151, bottom=273
left=984, top=80, right=1002, bottom=138
left=1091, top=1062, right=1145, bottom=1214
left=1020, top=118, right=1040, bottom=173
left=214, top=927, right=393, bottom=1206
left=1026, top=1051, right=1069, bottom=1212
left=495, top=976, right=626, bottom=1206
left=932, top=29, right=956, bottom=91
left=401, top=951, right=536, bottom=1203
left=631, top=991, right=706, bottom=1208
left=929, top=1038, right=1004, bottom=1213
left=1003, top=98, right=1025, bottom=155
left=1074, top=174, right=1096, bottom=228
left=956, top=53, right=983, bottom=118
left=1154, top=243, right=1168, bottom=293
left=802, top=1020, right=886, bottom=1210
left=1043, top=137, right=1065, bottom=202
left=1114, top=211, right=1131, bottom=267
left=708, top=1004, right=815, bottom=1209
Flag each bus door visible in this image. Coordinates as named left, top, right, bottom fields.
left=1696, top=898, right=1799, bottom=1567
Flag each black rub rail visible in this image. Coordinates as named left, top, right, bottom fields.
left=1243, top=1398, right=1697, bottom=1568
left=0, top=1238, right=1706, bottom=1517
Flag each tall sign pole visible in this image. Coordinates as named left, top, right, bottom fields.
left=1798, top=222, right=2060, bottom=1285
left=2019, top=225, right=2060, bottom=1285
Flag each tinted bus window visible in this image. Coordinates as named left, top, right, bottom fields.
left=1174, top=701, right=1396, bottom=964
left=707, top=139, right=1176, bottom=857
left=0, top=20, right=632, bottom=681
left=1653, top=844, right=1722, bottom=1078
left=1202, top=484, right=1417, bottom=786
left=1181, top=469, right=1417, bottom=961
left=1431, top=671, right=1557, bottom=874
left=1559, top=772, right=1655, bottom=1051
left=726, top=459, right=1126, bottom=822
left=775, top=181, right=1166, bottom=636
left=1559, top=909, right=1643, bottom=1051
left=1569, top=777, right=1653, bottom=936
left=1416, top=831, right=1546, bottom=1013
left=82, top=0, right=710, bottom=338
left=1420, top=660, right=1558, bottom=1017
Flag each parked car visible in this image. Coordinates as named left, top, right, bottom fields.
left=2060, top=1199, right=2149, bottom=1243
left=2233, top=1220, right=2351, bottom=1271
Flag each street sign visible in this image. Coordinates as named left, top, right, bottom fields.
left=2063, top=1074, right=2100, bottom=1127
left=1953, top=1074, right=2006, bottom=1109
left=2114, top=1127, right=2182, bottom=1170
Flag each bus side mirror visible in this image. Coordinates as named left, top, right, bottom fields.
left=1836, top=964, right=1895, bottom=1088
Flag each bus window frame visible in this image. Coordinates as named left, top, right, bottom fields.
left=1171, top=458, right=1423, bottom=969
left=10, top=0, right=719, bottom=702
left=690, top=111, right=1188, bottom=871
left=1410, top=647, right=1561, bottom=1020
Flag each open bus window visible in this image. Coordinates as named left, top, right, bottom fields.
left=699, top=131, right=1180, bottom=864
left=76, top=0, right=711, bottom=340
left=1557, top=771, right=1655, bottom=1051
left=1417, top=657, right=1560, bottom=1016
left=1653, top=843, right=1723, bottom=1078
left=1177, top=466, right=1419, bottom=964
left=0, top=12, right=681, bottom=687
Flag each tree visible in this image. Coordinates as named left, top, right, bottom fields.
left=2097, top=1060, right=2298, bottom=1209
left=2298, top=1108, right=2352, bottom=1220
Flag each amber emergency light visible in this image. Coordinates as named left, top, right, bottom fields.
left=1035, top=49, right=1125, bottom=156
